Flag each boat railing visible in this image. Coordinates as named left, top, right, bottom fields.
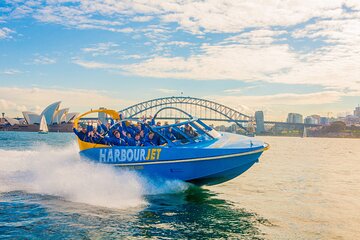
left=151, top=106, right=221, bottom=141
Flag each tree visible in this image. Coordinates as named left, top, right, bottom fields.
left=326, top=121, right=346, bottom=132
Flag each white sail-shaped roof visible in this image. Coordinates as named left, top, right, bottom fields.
left=22, top=102, right=77, bottom=125
left=53, top=108, right=69, bottom=124
left=65, top=112, right=79, bottom=123
left=4, top=117, right=20, bottom=126
left=22, top=111, right=41, bottom=124
left=40, top=101, right=61, bottom=124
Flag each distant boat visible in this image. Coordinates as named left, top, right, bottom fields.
left=38, top=115, right=48, bottom=134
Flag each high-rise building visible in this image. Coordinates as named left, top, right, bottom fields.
left=305, top=116, right=317, bottom=125
left=354, top=105, right=360, bottom=117
left=255, top=111, right=265, bottom=134
left=320, top=117, right=330, bottom=125
left=98, top=107, right=107, bottom=124
left=287, top=113, right=303, bottom=124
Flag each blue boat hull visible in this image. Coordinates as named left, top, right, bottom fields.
left=79, top=134, right=266, bottom=186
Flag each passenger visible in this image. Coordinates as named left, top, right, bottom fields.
left=150, top=117, right=155, bottom=126
left=92, top=128, right=106, bottom=145
left=135, top=124, right=142, bottom=134
left=87, top=123, right=93, bottom=133
left=140, top=122, right=150, bottom=135
left=134, top=133, right=143, bottom=146
left=125, top=132, right=135, bottom=146
left=166, top=127, right=177, bottom=141
left=126, top=132, right=133, bottom=144
left=87, top=130, right=96, bottom=143
left=139, top=130, right=145, bottom=140
left=126, top=133, right=143, bottom=146
left=98, top=120, right=110, bottom=134
left=96, top=124, right=103, bottom=134
left=73, top=125, right=88, bottom=141
left=144, top=132, right=158, bottom=146
left=185, top=124, right=198, bottom=137
left=85, top=127, right=99, bottom=144
left=107, top=130, right=127, bottom=146
left=122, top=121, right=135, bottom=137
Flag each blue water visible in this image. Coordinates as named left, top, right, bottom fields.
left=2, top=132, right=359, bottom=239
left=0, top=132, right=268, bottom=239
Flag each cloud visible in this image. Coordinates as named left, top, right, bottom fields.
left=206, top=91, right=346, bottom=120
left=208, top=91, right=343, bottom=107
left=223, top=86, right=258, bottom=94
left=0, top=99, right=27, bottom=112
left=1, top=69, right=21, bottom=75
left=71, top=13, right=360, bottom=93
left=0, top=27, right=15, bottom=39
left=32, top=55, right=57, bottom=65
left=155, top=88, right=178, bottom=94
left=2, top=0, right=360, bottom=108
left=81, top=42, right=122, bottom=56
left=4, top=0, right=357, bottom=35
left=72, top=59, right=123, bottom=70
left=164, top=41, right=193, bottom=47
left=106, top=43, right=299, bottom=81
left=132, top=15, right=153, bottom=22
left=0, top=87, right=134, bottom=117
left=223, top=29, right=287, bottom=45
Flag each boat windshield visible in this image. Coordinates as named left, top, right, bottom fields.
left=148, top=107, right=221, bottom=146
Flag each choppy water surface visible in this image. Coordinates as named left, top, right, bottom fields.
left=0, top=132, right=359, bottom=239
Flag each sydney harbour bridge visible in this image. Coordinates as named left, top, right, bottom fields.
left=115, top=96, right=318, bottom=134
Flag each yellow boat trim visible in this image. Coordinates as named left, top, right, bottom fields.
left=77, top=139, right=110, bottom=151
left=74, top=108, right=120, bottom=151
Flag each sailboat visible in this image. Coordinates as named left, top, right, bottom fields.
left=38, top=115, right=49, bottom=134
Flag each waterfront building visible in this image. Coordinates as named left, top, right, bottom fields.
left=305, top=116, right=317, bottom=125
left=320, top=117, right=330, bottom=125
left=354, top=105, right=360, bottom=117
left=310, top=115, right=321, bottom=124
left=287, top=113, right=303, bottom=124
left=255, top=111, right=265, bottom=134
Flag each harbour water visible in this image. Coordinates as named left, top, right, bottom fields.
left=0, top=132, right=359, bottom=239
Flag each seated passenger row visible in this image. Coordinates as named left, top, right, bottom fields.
left=73, top=114, right=198, bottom=147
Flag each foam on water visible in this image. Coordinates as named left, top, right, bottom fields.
left=0, top=141, right=189, bottom=209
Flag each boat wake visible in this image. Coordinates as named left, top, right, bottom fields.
left=0, top=142, right=189, bottom=209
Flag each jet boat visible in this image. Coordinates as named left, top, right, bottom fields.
left=74, top=107, right=269, bottom=186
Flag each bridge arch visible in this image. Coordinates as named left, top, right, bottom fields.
left=119, top=96, right=251, bottom=131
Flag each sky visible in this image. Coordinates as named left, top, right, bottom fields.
left=0, top=0, right=360, bottom=121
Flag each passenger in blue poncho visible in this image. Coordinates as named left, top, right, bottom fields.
left=165, top=126, right=177, bottom=141
left=144, top=132, right=158, bottom=146
left=106, top=130, right=127, bottom=146
left=73, top=124, right=88, bottom=142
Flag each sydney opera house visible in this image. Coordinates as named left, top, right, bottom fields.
left=0, top=101, right=78, bottom=132
left=22, top=101, right=78, bottom=125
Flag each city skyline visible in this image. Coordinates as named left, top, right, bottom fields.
left=1, top=1, right=360, bottom=120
